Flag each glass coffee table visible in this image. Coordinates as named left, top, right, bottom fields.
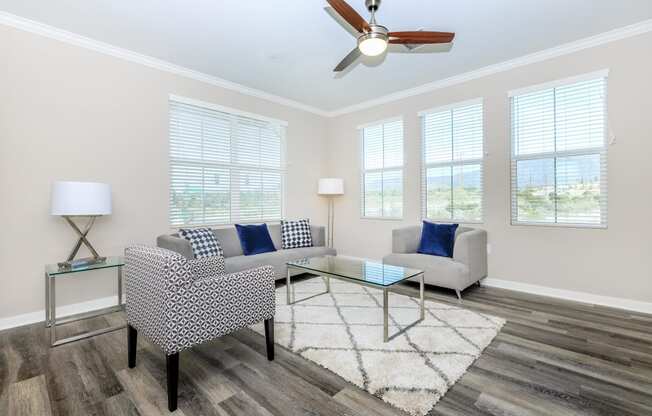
left=286, top=255, right=425, bottom=342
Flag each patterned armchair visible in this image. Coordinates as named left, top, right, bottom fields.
left=124, top=245, right=276, bottom=412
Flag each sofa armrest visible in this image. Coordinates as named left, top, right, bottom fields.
left=392, top=225, right=421, bottom=254
left=311, top=225, right=326, bottom=247
left=157, top=234, right=194, bottom=259
left=453, top=229, right=488, bottom=280
left=124, top=245, right=193, bottom=343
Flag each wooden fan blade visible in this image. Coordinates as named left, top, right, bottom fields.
left=388, top=31, right=455, bottom=44
left=334, top=47, right=362, bottom=72
left=324, top=6, right=359, bottom=37
left=327, top=0, right=370, bottom=33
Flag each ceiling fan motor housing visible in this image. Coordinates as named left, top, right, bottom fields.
left=358, top=24, right=388, bottom=43
left=365, top=0, right=381, bottom=12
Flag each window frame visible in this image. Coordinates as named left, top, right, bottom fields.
left=168, top=95, right=288, bottom=228
left=508, top=70, right=609, bottom=229
left=358, top=116, right=405, bottom=220
left=419, top=98, right=485, bottom=224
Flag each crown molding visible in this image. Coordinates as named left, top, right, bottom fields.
left=0, top=11, right=330, bottom=117
left=328, top=18, right=652, bottom=117
left=1, top=11, right=651, bottom=118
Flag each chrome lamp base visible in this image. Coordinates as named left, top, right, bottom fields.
left=57, top=215, right=106, bottom=270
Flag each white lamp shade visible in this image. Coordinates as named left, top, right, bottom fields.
left=50, top=181, right=112, bottom=216
left=318, top=178, right=344, bottom=195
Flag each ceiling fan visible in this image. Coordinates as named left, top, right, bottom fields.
left=326, top=0, right=455, bottom=72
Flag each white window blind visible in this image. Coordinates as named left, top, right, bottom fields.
left=361, top=118, right=404, bottom=218
left=510, top=75, right=607, bottom=227
left=421, top=100, right=484, bottom=222
left=169, top=99, right=286, bottom=226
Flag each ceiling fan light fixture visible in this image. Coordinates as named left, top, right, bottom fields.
left=357, top=29, right=388, bottom=57
left=328, top=0, right=455, bottom=72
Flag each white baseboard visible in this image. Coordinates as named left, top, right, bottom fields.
left=0, top=295, right=120, bottom=331
left=1, top=278, right=650, bottom=331
left=483, top=278, right=652, bottom=315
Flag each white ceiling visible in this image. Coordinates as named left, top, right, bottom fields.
left=1, top=0, right=652, bottom=112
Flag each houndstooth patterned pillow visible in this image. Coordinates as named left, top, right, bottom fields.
left=179, top=228, right=223, bottom=258
left=281, top=219, right=313, bottom=249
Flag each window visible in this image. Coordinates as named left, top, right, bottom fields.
left=360, top=118, right=404, bottom=218
left=510, top=72, right=607, bottom=227
left=169, top=97, right=286, bottom=226
left=420, top=99, right=484, bottom=222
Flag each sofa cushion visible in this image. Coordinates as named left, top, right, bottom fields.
left=266, top=224, right=283, bottom=250
left=281, top=219, right=313, bottom=249
left=235, top=223, right=277, bottom=256
left=178, top=228, right=223, bottom=259
left=383, top=253, right=470, bottom=290
left=211, top=227, right=244, bottom=258
left=417, top=221, right=458, bottom=258
left=225, top=246, right=336, bottom=278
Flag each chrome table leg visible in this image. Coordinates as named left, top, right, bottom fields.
left=118, top=265, right=123, bottom=306
left=45, top=272, right=51, bottom=327
left=50, top=275, right=56, bottom=346
left=383, top=288, right=389, bottom=342
left=420, top=273, right=425, bottom=320
left=286, top=268, right=292, bottom=305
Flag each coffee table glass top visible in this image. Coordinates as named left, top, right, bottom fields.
left=287, top=255, right=422, bottom=287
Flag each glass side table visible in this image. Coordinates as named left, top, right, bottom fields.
left=45, top=256, right=125, bottom=347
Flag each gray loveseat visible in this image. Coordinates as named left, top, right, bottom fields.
left=383, top=225, right=487, bottom=300
left=157, top=224, right=336, bottom=280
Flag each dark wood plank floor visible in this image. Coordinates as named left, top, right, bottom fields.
left=1, top=278, right=652, bottom=416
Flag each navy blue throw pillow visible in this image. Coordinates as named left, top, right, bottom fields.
left=417, top=221, right=459, bottom=258
left=235, top=223, right=277, bottom=256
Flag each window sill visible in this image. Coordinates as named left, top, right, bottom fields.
left=170, top=219, right=283, bottom=230
left=360, top=216, right=404, bottom=221
left=423, top=218, right=484, bottom=225
left=510, top=221, right=607, bottom=230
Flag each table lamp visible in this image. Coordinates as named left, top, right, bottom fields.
left=318, top=178, right=344, bottom=248
left=50, top=181, right=112, bottom=269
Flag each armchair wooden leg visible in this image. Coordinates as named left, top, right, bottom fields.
left=264, top=317, right=275, bottom=361
left=127, top=324, right=137, bottom=368
left=167, top=353, right=179, bottom=412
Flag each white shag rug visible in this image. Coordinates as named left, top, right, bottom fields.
left=252, top=277, right=505, bottom=416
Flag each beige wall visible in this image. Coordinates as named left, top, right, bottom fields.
left=0, top=25, right=328, bottom=319
left=1, top=24, right=651, bottom=322
left=325, top=32, right=652, bottom=303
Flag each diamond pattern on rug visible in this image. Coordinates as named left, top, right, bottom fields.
left=251, top=277, right=505, bottom=416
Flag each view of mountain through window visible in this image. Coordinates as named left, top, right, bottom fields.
left=421, top=100, right=484, bottom=222
left=511, top=75, right=607, bottom=226
left=361, top=119, right=404, bottom=218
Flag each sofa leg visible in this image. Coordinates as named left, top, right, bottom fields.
left=127, top=324, right=137, bottom=368
left=167, top=353, right=179, bottom=412
left=455, top=289, right=463, bottom=303
left=477, top=280, right=482, bottom=287
left=264, top=317, right=275, bottom=361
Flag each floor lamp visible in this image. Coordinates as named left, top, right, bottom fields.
left=318, top=178, right=344, bottom=248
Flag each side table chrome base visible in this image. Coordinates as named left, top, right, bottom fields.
left=45, top=264, right=125, bottom=347
left=48, top=305, right=126, bottom=347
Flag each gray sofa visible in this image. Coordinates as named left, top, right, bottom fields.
left=157, top=224, right=336, bottom=280
left=383, top=225, right=487, bottom=300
